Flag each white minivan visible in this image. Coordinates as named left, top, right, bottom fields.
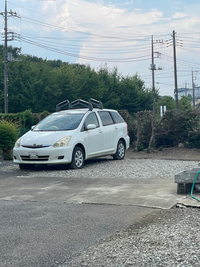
left=13, top=99, right=130, bottom=169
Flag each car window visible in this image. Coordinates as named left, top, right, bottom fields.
left=82, top=112, right=99, bottom=131
left=110, top=111, right=124, bottom=123
left=33, top=113, right=84, bottom=131
left=98, top=111, right=114, bottom=126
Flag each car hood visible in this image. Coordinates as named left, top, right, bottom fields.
left=21, top=130, right=74, bottom=146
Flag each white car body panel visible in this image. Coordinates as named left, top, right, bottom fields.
left=81, top=127, right=105, bottom=158
left=20, top=130, right=74, bottom=146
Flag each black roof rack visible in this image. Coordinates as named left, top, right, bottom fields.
left=89, top=98, right=103, bottom=109
left=56, top=100, right=69, bottom=111
left=55, top=98, right=103, bottom=111
left=68, top=99, right=93, bottom=110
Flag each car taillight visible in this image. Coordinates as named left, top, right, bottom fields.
left=125, top=122, right=129, bottom=135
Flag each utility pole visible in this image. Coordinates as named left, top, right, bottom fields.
left=192, top=70, right=195, bottom=107
left=0, top=0, right=8, bottom=114
left=148, top=36, right=163, bottom=149
left=150, top=36, right=164, bottom=115
left=173, top=30, right=178, bottom=110
left=192, top=69, right=198, bottom=108
left=185, top=82, right=187, bottom=96
left=184, top=81, right=190, bottom=96
left=0, top=0, right=20, bottom=114
left=149, top=36, right=156, bottom=150
left=151, top=35, right=156, bottom=115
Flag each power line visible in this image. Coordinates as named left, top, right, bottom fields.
left=20, top=16, right=152, bottom=41
left=14, top=38, right=150, bottom=55
left=18, top=36, right=151, bottom=62
left=16, top=33, right=151, bottom=50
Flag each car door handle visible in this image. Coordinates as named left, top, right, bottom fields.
left=115, top=126, right=118, bottom=129
left=99, top=130, right=103, bottom=133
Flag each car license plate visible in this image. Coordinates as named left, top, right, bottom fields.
left=29, top=152, right=38, bottom=159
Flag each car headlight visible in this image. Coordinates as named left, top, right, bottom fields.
left=53, top=136, right=71, bottom=147
left=15, top=137, right=21, bottom=148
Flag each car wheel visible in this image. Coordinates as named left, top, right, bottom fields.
left=70, top=147, right=84, bottom=169
left=113, top=140, right=125, bottom=160
left=19, top=164, right=35, bottom=170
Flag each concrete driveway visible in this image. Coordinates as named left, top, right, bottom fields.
left=0, top=162, right=191, bottom=209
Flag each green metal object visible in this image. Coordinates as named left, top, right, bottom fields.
left=191, top=171, right=200, bottom=202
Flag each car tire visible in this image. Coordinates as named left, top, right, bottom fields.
left=113, top=140, right=125, bottom=160
left=70, top=147, right=84, bottom=169
left=19, top=164, right=35, bottom=170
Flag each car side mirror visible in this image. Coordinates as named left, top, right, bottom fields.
left=86, top=124, right=96, bottom=130
left=31, top=125, right=36, bottom=130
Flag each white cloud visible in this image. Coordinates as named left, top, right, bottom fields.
left=171, top=12, right=186, bottom=19
left=42, top=1, right=199, bottom=44
left=46, top=0, right=164, bottom=35
left=34, top=1, right=200, bottom=96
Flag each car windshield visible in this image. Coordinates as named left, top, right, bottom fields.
left=33, top=113, right=84, bottom=131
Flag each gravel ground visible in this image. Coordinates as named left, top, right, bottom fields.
left=64, top=207, right=200, bottom=267
left=1, top=158, right=198, bottom=179
left=1, top=158, right=200, bottom=267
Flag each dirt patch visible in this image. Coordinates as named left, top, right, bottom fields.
left=126, top=147, right=200, bottom=161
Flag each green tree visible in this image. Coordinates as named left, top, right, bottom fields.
left=179, top=95, right=193, bottom=111
left=157, top=96, right=175, bottom=111
left=0, top=45, right=159, bottom=114
left=187, top=94, right=193, bottom=102
left=118, top=74, right=154, bottom=114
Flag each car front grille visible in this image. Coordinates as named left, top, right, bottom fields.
left=22, top=145, right=50, bottom=149
left=20, top=155, right=49, bottom=161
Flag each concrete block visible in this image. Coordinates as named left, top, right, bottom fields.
left=175, top=168, right=200, bottom=194
left=177, top=183, right=192, bottom=194
left=175, top=168, right=200, bottom=183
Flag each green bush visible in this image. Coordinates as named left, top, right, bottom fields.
left=32, top=114, right=40, bottom=125
left=0, top=113, right=18, bottom=122
left=0, top=111, right=40, bottom=129
left=0, top=120, right=18, bottom=160
left=119, top=110, right=136, bottom=145
left=18, top=127, right=30, bottom=137
left=22, top=109, right=34, bottom=128
left=40, top=110, right=50, bottom=120
left=137, top=143, right=144, bottom=151
left=155, top=110, right=199, bottom=148
left=145, top=148, right=150, bottom=153
left=134, top=111, right=152, bottom=150
left=184, top=131, right=200, bottom=149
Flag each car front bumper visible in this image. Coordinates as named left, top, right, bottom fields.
left=13, top=145, right=73, bottom=165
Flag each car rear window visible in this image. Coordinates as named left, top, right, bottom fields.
left=110, top=111, right=124, bottom=123
left=98, top=111, right=114, bottom=126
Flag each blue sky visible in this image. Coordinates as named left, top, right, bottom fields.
left=1, top=0, right=200, bottom=97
